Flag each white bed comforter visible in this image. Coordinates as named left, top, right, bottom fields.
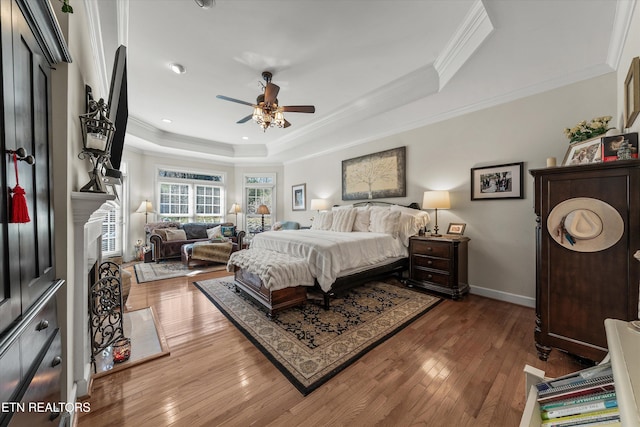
left=249, top=230, right=408, bottom=292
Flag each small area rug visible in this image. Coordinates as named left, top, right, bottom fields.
left=193, top=278, right=442, bottom=395
left=134, top=260, right=227, bottom=283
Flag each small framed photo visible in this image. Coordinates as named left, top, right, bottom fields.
left=471, top=162, right=523, bottom=200
left=446, top=223, right=466, bottom=235
left=602, top=132, right=639, bottom=162
left=292, top=183, right=306, bottom=211
left=625, top=57, right=639, bottom=128
left=562, top=137, right=603, bottom=166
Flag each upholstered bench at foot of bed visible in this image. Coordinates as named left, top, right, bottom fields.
left=228, top=248, right=313, bottom=317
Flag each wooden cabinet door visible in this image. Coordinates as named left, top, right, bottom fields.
left=0, top=0, right=55, bottom=333
left=10, top=0, right=56, bottom=310
left=0, top=0, right=22, bottom=333
left=533, top=163, right=640, bottom=361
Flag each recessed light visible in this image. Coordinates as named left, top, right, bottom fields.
left=162, top=118, right=172, bottom=123
left=169, top=63, right=186, bottom=74
left=242, top=136, right=249, bottom=140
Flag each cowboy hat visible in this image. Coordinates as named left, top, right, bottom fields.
left=547, top=197, right=623, bottom=252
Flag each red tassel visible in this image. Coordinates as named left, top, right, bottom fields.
left=10, top=153, right=30, bottom=223
left=11, top=184, right=30, bottom=223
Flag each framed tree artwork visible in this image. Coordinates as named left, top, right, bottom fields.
left=342, top=146, right=406, bottom=200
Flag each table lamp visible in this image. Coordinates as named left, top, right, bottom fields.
left=310, top=198, right=331, bottom=212
left=257, top=204, right=270, bottom=232
left=229, top=203, right=241, bottom=225
left=422, top=191, right=450, bottom=237
left=135, top=200, right=155, bottom=224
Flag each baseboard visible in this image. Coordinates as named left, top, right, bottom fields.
left=469, top=284, right=535, bottom=308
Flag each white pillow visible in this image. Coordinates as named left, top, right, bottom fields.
left=206, top=225, right=222, bottom=239
left=311, top=211, right=333, bottom=230
left=390, top=205, right=431, bottom=229
left=165, top=229, right=187, bottom=241
left=397, top=213, right=422, bottom=246
left=369, top=209, right=401, bottom=237
left=353, top=207, right=371, bottom=232
left=330, top=208, right=357, bottom=232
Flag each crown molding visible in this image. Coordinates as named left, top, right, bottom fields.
left=606, top=0, right=637, bottom=70
left=434, top=0, right=494, bottom=90
left=126, top=116, right=269, bottom=159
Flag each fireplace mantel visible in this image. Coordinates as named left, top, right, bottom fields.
left=70, top=191, right=118, bottom=396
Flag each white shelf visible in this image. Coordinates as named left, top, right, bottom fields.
left=605, top=319, right=640, bottom=426
left=520, top=318, right=640, bottom=427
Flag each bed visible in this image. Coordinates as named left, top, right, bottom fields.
left=228, top=201, right=429, bottom=315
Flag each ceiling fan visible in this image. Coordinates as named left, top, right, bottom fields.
left=216, top=71, right=315, bottom=131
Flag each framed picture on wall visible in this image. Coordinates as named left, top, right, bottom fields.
left=625, top=56, right=639, bottom=128
left=470, top=162, right=524, bottom=200
left=292, top=183, right=306, bottom=211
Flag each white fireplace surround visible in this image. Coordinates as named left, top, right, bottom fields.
left=70, top=191, right=117, bottom=397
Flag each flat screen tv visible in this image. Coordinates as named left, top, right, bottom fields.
left=105, top=45, right=128, bottom=181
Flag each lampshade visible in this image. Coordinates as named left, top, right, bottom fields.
left=310, top=199, right=331, bottom=211
left=422, top=191, right=451, bottom=210
left=135, top=200, right=155, bottom=214
left=257, top=204, right=270, bottom=215
left=228, top=203, right=241, bottom=214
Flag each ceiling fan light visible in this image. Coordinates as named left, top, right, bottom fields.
left=274, top=111, right=285, bottom=127
left=252, top=106, right=263, bottom=122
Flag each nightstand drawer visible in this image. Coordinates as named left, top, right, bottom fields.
left=413, top=254, right=450, bottom=271
left=412, top=268, right=451, bottom=287
left=411, top=240, right=450, bottom=258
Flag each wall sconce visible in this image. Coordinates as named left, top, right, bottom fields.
left=79, top=98, right=115, bottom=193
left=422, top=190, right=451, bottom=237
left=257, top=204, right=270, bottom=232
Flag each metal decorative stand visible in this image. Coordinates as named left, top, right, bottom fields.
left=89, top=261, right=125, bottom=372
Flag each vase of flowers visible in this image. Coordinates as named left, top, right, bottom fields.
left=563, top=116, right=613, bottom=143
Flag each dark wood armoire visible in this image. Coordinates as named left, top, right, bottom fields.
left=530, top=160, right=640, bottom=362
left=0, top=0, right=70, bottom=425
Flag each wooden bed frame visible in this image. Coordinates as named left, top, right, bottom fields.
left=231, top=201, right=419, bottom=317
left=232, top=257, right=408, bottom=316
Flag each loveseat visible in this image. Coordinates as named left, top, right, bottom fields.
left=146, top=222, right=245, bottom=263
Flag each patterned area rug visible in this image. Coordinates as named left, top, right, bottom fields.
left=134, top=261, right=227, bottom=283
left=193, top=278, right=442, bottom=395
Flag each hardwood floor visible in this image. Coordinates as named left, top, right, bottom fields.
left=79, top=267, right=586, bottom=426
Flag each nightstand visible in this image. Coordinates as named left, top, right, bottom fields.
left=407, top=235, right=470, bottom=300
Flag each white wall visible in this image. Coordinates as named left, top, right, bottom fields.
left=283, top=73, right=617, bottom=305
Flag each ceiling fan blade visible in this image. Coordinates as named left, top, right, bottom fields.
left=283, top=119, right=292, bottom=128
left=281, top=105, right=315, bottom=113
left=263, top=82, right=280, bottom=106
left=236, top=114, right=253, bottom=124
left=216, top=95, right=255, bottom=107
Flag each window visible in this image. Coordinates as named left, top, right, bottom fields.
left=102, top=208, right=118, bottom=254
left=158, top=168, right=225, bottom=223
left=244, top=173, right=276, bottom=233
